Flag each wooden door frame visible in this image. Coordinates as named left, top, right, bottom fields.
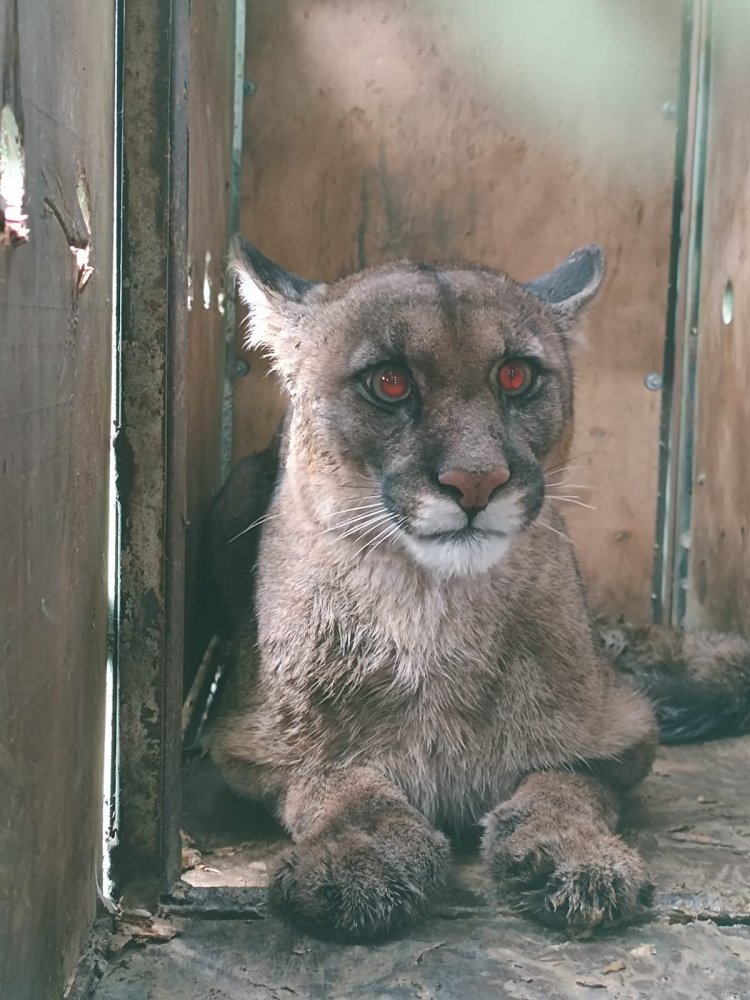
left=652, top=0, right=712, bottom=627
left=115, top=0, right=247, bottom=902
left=115, top=0, right=189, bottom=897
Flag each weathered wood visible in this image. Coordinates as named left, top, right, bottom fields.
left=685, top=0, right=750, bottom=634
left=233, top=0, right=682, bottom=619
left=93, top=917, right=750, bottom=1000
left=652, top=2, right=704, bottom=625
left=102, top=739, right=750, bottom=1000
left=0, top=0, right=114, bottom=995
left=117, top=0, right=189, bottom=895
left=184, top=0, right=238, bottom=688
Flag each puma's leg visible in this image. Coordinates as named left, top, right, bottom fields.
left=269, top=766, right=449, bottom=940
left=482, top=753, right=654, bottom=930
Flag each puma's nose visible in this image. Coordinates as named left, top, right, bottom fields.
left=437, top=466, right=511, bottom=511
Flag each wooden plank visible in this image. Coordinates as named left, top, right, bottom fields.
left=117, top=0, right=189, bottom=895
left=685, top=0, right=750, bottom=634
left=0, top=0, right=114, bottom=995
left=234, top=0, right=682, bottom=619
left=184, top=0, right=237, bottom=688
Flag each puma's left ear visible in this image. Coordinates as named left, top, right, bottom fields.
left=524, top=245, right=605, bottom=329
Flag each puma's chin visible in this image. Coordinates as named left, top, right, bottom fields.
left=402, top=530, right=513, bottom=577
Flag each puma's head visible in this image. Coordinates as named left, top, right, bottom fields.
left=230, top=240, right=604, bottom=577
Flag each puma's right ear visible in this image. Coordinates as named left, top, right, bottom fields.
left=524, top=245, right=606, bottom=331
left=228, top=236, right=325, bottom=352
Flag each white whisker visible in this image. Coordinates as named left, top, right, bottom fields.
left=323, top=509, right=389, bottom=535
left=343, top=470, right=375, bottom=485
left=536, top=519, right=572, bottom=543
left=228, top=512, right=280, bottom=543
left=544, top=453, right=594, bottom=476
left=545, top=495, right=597, bottom=511
left=323, top=503, right=383, bottom=534
left=366, top=522, right=403, bottom=556
left=334, top=500, right=384, bottom=511
left=543, top=480, right=594, bottom=490
left=338, top=511, right=393, bottom=541
left=544, top=465, right=583, bottom=478
left=353, top=518, right=402, bottom=558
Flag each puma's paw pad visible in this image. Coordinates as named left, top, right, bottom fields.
left=269, top=826, right=448, bottom=941
left=485, top=826, right=653, bottom=930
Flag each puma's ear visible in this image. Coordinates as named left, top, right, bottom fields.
left=228, top=236, right=325, bottom=352
left=524, top=245, right=605, bottom=330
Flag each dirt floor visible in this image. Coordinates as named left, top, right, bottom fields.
left=91, top=737, right=750, bottom=1000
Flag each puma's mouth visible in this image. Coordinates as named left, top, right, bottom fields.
left=401, top=525, right=515, bottom=577
left=413, top=526, right=509, bottom=543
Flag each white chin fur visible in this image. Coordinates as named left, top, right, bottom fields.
left=402, top=531, right=513, bottom=577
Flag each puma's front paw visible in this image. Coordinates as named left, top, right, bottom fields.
left=483, top=808, right=653, bottom=931
left=269, top=824, right=449, bottom=940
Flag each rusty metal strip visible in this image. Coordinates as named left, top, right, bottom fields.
left=116, top=0, right=189, bottom=897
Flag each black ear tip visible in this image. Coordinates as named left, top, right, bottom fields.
left=230, top=233, right=267, bottom=266
left=567, top=244, right=606, bottom=278
left=228, top=235, right=320, bottom=301
left=523, top=243, right=606, bottom=310
left=227, top=235, right=279, bottom=282
left=228, top=233, right=253, bottom=274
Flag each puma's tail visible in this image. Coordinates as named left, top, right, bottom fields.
left=599, top=620, right=750, bottom=744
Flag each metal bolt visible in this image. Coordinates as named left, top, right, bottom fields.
left=234, top=358, right=250, bottom=377
left=243, top=80, right=257, bottom=98
left=661, top=100, right=677, bottom=120
left=644, top=372, right=663, bottom=391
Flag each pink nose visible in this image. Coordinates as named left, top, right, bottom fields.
left=438, top=466, right=511, bottom=510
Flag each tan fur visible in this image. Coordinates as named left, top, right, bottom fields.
left=210, top=241, right=658, bottom=940
left=598, top=618, right=750, bottom=742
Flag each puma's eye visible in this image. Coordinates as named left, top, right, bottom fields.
left=369, top=363, right=411, bottom=402
left=497, top=359, right=535, bottom=396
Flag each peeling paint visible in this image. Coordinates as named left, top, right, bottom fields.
left=40, top=597, right=56, bottom=623
left=202, top=250, right=212, bottom=310
left=72, top=244, right=94, bottom=291
left=44, top=194, right=94, bottom=292
left=76, top=168, right=92, bottom=234
left=44, top=189, right=94, bottom=292
left=73, top=170, right=94, bottom=290
left=187, top=258, right=194, bottom=311
left=0, top=104, right=29, bottom=245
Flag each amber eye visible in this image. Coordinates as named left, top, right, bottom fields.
left=369, top=363, right=411, bottom=402
left=497, top=359, right=535, bottom=396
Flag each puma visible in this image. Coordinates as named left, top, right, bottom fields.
left=207, top=239, right=749, bottom=940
